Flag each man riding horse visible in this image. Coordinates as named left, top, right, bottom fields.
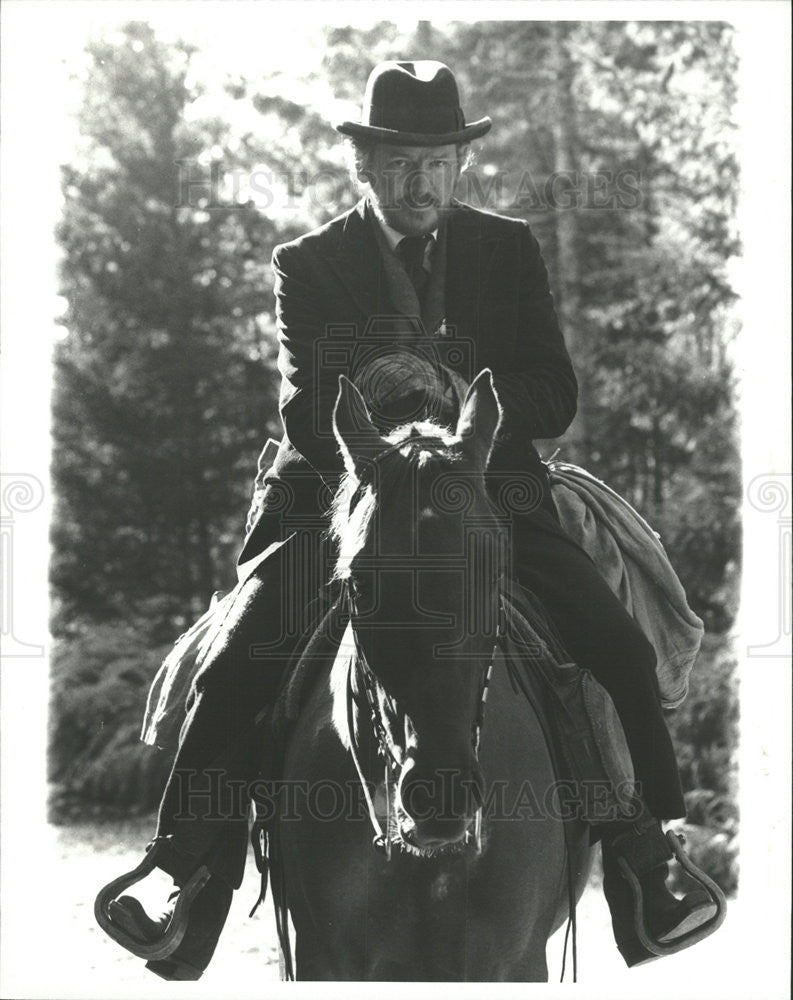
left=104, top=61, right=722, bottom=978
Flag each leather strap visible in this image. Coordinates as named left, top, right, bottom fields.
left=608, top=815, right=673, bottom=877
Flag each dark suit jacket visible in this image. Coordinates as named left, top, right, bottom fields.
left=238, top=198, right=578, bottom=575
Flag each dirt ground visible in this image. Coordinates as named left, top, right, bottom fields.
left=2, top=815, right=749, bottom=1000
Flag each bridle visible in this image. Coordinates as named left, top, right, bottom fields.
left=340, top=433, right=506, bottom=859
left=344, top=577, right=505, bottom=860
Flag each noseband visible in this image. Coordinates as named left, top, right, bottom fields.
left=340, top=433, right=505, bottom=859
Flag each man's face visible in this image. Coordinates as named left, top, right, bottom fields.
left=362, top=143, right=462, bottom=236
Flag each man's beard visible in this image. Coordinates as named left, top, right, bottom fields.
left=368, top=193, right=449, bottom=236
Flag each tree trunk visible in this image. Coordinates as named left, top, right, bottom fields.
left=652, top=416, right=665, bottom=509
left=193, top=471, right=217, bottom=609
left=415, top=20, right=433, bottom=54
left=548, top=23, right=587, bottom=463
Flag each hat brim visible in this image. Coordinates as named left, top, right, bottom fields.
left=335, top=117, right=491, bottom=146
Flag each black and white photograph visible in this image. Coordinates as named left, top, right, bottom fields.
left=0, top=2, right=789, bottom=997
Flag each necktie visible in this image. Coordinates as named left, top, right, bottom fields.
left=397, top=235, right=431, bottom=304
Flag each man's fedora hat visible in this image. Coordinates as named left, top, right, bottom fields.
left=336, top=60, right=491, bottom=146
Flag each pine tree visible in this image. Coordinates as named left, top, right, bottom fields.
left=53, top=22, right=280, bottom=630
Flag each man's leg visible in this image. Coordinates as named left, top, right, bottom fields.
left=513, top=518, right=685, bottom=819
left=108, top=529, right=331, bottom=978
left=152, top=552, right=304, bottom=888
left=511, top=517, right=722, bottom=965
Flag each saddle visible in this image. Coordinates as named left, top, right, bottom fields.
left=498, top=580, right=638, bottom=826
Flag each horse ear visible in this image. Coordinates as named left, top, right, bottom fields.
left=455, top=369, right=501, bottom=469
left=333, top=375, right=389, bottom=479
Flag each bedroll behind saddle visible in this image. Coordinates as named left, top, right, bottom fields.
left=548, top=461, right=704, bottom=709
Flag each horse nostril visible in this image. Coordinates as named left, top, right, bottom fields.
left=398, top=756, right=482, bottom=831
left=397, top=759, right=433, bottom=821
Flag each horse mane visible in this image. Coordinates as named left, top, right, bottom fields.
left=328, top=419, right=464, bottom=581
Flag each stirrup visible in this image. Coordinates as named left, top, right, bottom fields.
left=617, top=830, right=727, bottom=957
left=94, top=838, right=211, bottom=961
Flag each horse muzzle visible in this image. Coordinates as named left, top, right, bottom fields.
left=396, top=754, right=484, bottom=848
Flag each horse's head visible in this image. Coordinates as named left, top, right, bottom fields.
left=331, top=370, right=505, bottom=853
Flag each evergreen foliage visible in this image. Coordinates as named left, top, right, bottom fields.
left=52, top=23, right=279, bottom=632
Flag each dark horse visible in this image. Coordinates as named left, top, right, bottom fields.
left=275, top=371, right=592, bottom=981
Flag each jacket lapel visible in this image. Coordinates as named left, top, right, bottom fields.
left=371, top=219, right=423, bottom=319
left=327, top=199, right=503, bottom=348
left=328, top=199, right=395, bottom=319
left=445, top=202, right=503, bottom=353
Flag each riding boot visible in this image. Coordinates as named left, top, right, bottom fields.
left=109, top=871, right=234, bottom=981
left=101, top=792, right=251, bottom=981
left=600, top=815, right=718, bottom=967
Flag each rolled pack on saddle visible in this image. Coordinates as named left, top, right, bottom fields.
left=547, top=461, right=704, bottom=709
